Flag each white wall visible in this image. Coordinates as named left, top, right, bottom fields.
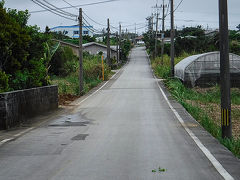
left=50, top=25, right=94, bottom=38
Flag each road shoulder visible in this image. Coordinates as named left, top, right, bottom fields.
left=157, top=79, right=240, bottom=179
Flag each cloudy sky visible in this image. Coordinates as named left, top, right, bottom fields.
left=4, top=0, right=240, bottom=34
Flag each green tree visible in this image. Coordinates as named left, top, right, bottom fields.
left=0, top=6, right=30, bottom=73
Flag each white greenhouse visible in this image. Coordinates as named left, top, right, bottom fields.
left=174, top=52, right=240, bottom=87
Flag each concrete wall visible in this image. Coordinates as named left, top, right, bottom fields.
left=0, top=85, right=58, bottom=130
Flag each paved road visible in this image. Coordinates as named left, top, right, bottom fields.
left=0, top=47, right=237, bottom=179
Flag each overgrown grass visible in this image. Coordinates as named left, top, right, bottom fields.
left=151, top=53, right=240, bottom=158
left=51, top=54, right=111, bottom=96
left=151, top=52, right=191, bottom=79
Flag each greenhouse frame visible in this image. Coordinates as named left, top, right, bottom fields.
left=174, top=52, right=240, bottom=87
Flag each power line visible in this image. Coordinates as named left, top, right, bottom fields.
left=30, top=0, right=120, bottom=13
left=121, top=22, right=146, bottom=28
left=41, top=0, right=77, bottom=17
left=82, top=11, right=107, bottom=27
left=127, top=24, right=148, bottom=32
left=31, top=0, right=76, bottom=21
left=166, top=0, right=183, bottom=16
left=62, top=0, right=78, bottom=10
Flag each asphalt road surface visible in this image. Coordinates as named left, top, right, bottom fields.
left=0, top=47, right=238, bottom=180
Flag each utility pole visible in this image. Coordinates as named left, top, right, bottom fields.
left=135, top=23, right=137, bottom=45
left=78, top=8, right=83, bottom=94
left=155, top=10, right=159, bottom=59
left=116, top=31, right=119, bottom=63
left=219, top=0, right=232, bottom=138
left=119, top=23, right=122, bottom=62
left=161, top=1, right=166, bottom=65
left=107, top=18, right=111, bottom=66
left=170, top=0, right=175, bottom=77
left=151, top=13, right=154, bottom=35
left=153, top=4, right=161, bottom=59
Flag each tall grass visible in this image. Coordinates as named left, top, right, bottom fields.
left=151, top=52, right=190, bottom=79
left=52, top=54, right=111, bottom=96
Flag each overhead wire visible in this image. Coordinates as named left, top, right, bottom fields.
left=166, top=0, right=184, bottom=16
left=41, top=0, right=77, bottom=17
left=30, top=0, right=120, bottom=14
left=83, top=11, right=107, bottom=27
left=62, top=0, right=78, bottom=10
left=31, top=0, right=77, bottom=21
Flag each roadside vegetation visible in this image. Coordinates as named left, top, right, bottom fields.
left=50, top=49, right=112, bottom=105
left=144, top=26, right=240, bottom=158
left=0, top=1, right=132, bottom=106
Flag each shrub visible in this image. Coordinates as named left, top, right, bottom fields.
left=0, top=71, right=9, bottom=92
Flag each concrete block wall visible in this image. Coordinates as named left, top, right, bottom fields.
left=0, top=85, right=58, bottom=130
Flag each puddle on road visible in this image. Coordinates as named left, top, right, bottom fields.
left=48, top=112, right=94, bottom=127
left=71, top=134, right=89, bottom=141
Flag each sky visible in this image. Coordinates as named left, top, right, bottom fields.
left=4, top=0, right=240, bottom=34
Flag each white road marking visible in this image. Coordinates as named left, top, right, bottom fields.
left=146, top=50, right=234, bottom=180
left=0, top=138, right=13, bottom=145
left=75, top=64, right=126, bottom=106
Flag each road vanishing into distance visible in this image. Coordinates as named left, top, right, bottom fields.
left=0, top=47, right=239, bottom=180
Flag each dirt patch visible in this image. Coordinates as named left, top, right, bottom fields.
left=186, top=100, right=240, bottom=139
left=59, top=94, right=80, bottom=106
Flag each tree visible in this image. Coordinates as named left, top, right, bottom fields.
left=0, top=6, right=30, bottom=73
left=0, top=3, right=53, bottom=91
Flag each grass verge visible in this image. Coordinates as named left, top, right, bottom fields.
left=151, top=53, right=240, bottom=158
left=51, top=55, right=112, bottom=105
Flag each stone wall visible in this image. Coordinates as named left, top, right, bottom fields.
left=0, top=85, right=58, bottom=130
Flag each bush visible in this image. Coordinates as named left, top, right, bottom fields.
left=0, top=71, right=9, bottom=92
left=50, top=46, right=78, bottom=76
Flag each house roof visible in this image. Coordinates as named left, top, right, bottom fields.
left=52, top=40, right=117, bottom=52
left=135, top=36, right=144, bottom=40
left=83, top=42, right=117, bottom=52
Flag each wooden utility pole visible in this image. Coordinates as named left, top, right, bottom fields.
left=219, top=0, right=232, bottom=138
left=154, top=10, right=159, bottom=59
left=119, top=23, right=122, bottom=62
left=161, top=0, right=165, bottom=65
left=170, top=0, right=175, bottom=77
left=116, top=31, right=119, bottom=63
left=107, top=18, right=111, bottom=66
left=135, top=23, right=137, bottom=45
left=78, top=8, right=83, bottom=94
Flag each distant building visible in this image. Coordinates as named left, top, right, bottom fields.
left=135, top=36, right=145, bottom=45
left=204, top=29, right=219, bottom=37
left=83, top=42, right=117, bottom=59
left=50, top=25, right=94, bottom=38
left=53, top=40, right=117, bottom=59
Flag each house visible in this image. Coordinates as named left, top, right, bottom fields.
left=135, top=36, right=144, bottom=45
left=53, top=40, right=117, bottom=60
left=83, top=42, right=117, bottom=59
left=50, top=25, right=94, bottom=38
left=204, top=29, right=219, bottom=37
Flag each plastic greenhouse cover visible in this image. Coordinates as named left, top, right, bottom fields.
left=174, top=51, right=240, bottom=86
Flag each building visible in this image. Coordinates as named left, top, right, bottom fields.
left=83, top=42, right=117, bottom=59
left=50, top=25, right=94, bottom=38
left=54, top=40, right=117, bottom=60
left=204, top=29, right=219, bottom=37
left=135, top=36, right=145, bottom=45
